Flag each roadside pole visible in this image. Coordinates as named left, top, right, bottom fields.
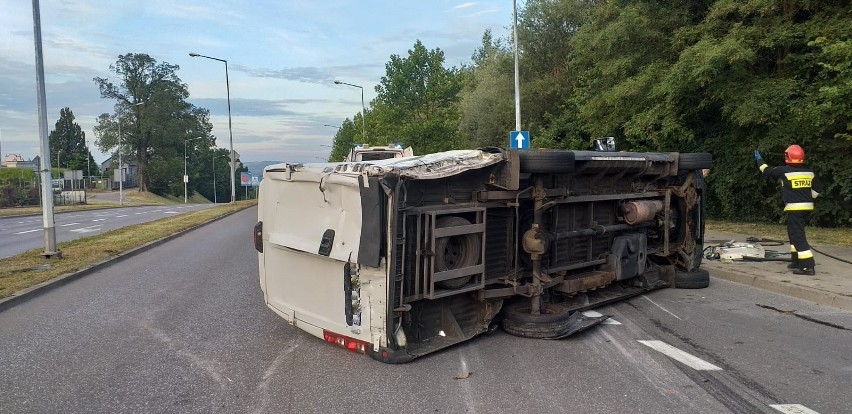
left=31, top=0, right=59, bottom=258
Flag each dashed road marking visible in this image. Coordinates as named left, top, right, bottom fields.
left=164, top=211, right=179, bottom=214
left=92, top=219, right=105, bottom=222
left=116, top=215, right=128, bottom=218
left=638, top=340, right=722, bottom=371
left=70, top=225, right=101, bottom=233
left=14, top=229, right=40, bottom=235
left=60, top=222, right=80, bottom=227
left=769, top=404, right=821, bottom=414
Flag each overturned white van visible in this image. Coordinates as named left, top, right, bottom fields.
left=255, top=148, right=711, bottom=363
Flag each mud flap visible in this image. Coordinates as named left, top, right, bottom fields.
left=549, top=312, right=611, bottom=340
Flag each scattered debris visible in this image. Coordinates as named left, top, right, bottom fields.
left=453, top=371, right=472, bottom=380
left=705, top=241, right=766, bottom=262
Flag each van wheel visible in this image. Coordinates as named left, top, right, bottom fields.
left=518, top=150, right=575, bottom=174
left=678, top=153, right=713, bottom=170
left=434, top=216, right=480, bottom=289
left=502, top=301, right=573, bottom=339
left=674, top=269, right=710, bottom=289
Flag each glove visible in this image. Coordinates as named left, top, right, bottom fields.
left=753, top=150, right=763, bottom=167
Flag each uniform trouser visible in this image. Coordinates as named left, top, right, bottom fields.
left=787, top=211, right=815, bottom=269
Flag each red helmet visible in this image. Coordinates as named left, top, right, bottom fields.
left=784, top=144, right=805, bottom=164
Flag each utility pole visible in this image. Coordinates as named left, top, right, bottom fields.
left=32, top=0, right=59, bottom=258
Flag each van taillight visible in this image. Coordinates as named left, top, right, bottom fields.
left=254, top=221, right=263, bottom=253
left=323, top=330, right=370, bottom=354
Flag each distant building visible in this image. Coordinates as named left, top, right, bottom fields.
left=100, top=155, right=138, bottom=189
left=2, top=154, right=39, bottom=171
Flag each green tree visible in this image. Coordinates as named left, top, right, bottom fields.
left=460, top=1, right=602, bottom=149
left=329, top=119, right=359, bottom=162
left=564, top=0, right=851, bottom=225
left=93, top=53, right=214, bottom=194
left=48, top=107, right=96, bottom=176
left=370, top=40, right=465, bottom=154
left=458, top=30, right=516, bottom=148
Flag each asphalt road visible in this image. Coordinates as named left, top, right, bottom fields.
left=0, top=204, right=215, bottom=259
left=0, top=207, right=849, bottom=413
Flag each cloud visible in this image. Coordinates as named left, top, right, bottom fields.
left=454, top=2, right=479, bottom=9
left=188, top=97, right=338, bottom=118
left=231, top=65, right=335, bottom=84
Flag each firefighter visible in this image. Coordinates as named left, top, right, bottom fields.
left=754, top=145, right=823, bottom=275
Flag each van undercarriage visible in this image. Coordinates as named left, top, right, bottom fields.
left=369, top=150, right=709, bottom=362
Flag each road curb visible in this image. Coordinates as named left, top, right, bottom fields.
left=706, top=265, right=852, bottom=312
left=0, top=206, right=253, bottom=313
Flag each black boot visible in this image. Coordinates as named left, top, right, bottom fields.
left=792, top=267, right=815, bottom=276
left=787, top=252, right=799, bottom=269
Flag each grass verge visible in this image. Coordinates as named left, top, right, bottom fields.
left=0, top=201, right=255, bottom=300
left=0, top=204, right=119, bottom=218
left=707, top=220, right=852, bottom=247
left=0, top=191, right=213, bottom=217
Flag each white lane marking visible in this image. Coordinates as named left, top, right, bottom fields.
left=70, top=225, right=101, bottom=233
left=135, top=212, right=142, bottom=215
left=642, top=295, right=682, bottom=320
left=17, top=221, right=26, bottom=224
left=582, top=310, right=622, bottom=325
left=163, top=211, right=180, bottom=214
left=92, top=219, right=105, bottom=222
left=769, top=404, right=821, bottom=414
left=116, top=215, right=128, bottom=218
left=14, top=229, right=40, bottom=234
left=638, top=340, right=722, bottom=371
left=60, top=222, right=81, bottom=227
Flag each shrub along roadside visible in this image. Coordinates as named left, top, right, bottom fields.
left=0, top=201, right=255, bottom=300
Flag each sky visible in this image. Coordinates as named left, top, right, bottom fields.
left=0, top=0, right=515, bottom=165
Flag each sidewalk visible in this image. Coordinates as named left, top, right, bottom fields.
left=702, top=230, right=852, bottom=311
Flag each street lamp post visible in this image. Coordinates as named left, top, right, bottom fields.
left=184, top=136, right=204, bottom=204
left=118, top=120, right=122, bottom=205
left=189, top=52, right=236, bottom=204
left=333, top=81, right=367, bottom=140
left=85, top=140, right=90, bottom=189
left=213, top=155, right=217, bottom=204
left=212, top=154, right=228, bottom=204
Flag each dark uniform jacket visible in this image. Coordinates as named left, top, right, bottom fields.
left=758, top=163, right=823, bottom=211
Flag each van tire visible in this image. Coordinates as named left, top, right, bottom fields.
left=518, top=150, right=575, bottom=174
left=434, top=216, right=480, bottom=289
left=678, top=153, right=713, bottom=170
left=674, top=269, right=710, bottom=289
left=502, top=301, right=573, bottom=339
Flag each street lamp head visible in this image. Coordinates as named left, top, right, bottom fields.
left=334, top=80, right=342, bottom=84
left=189, top=53, right=200, bottom=57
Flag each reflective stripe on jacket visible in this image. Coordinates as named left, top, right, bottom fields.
left=758, top=163, right=823, bottom=212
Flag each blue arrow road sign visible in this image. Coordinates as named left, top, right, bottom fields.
left=510, top=131, right=530, bottom=149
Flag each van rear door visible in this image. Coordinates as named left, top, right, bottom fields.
left=260, top=168, right=365, bottom=337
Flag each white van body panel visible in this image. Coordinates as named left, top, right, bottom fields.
left=259, top=166, right=372, bottom=343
